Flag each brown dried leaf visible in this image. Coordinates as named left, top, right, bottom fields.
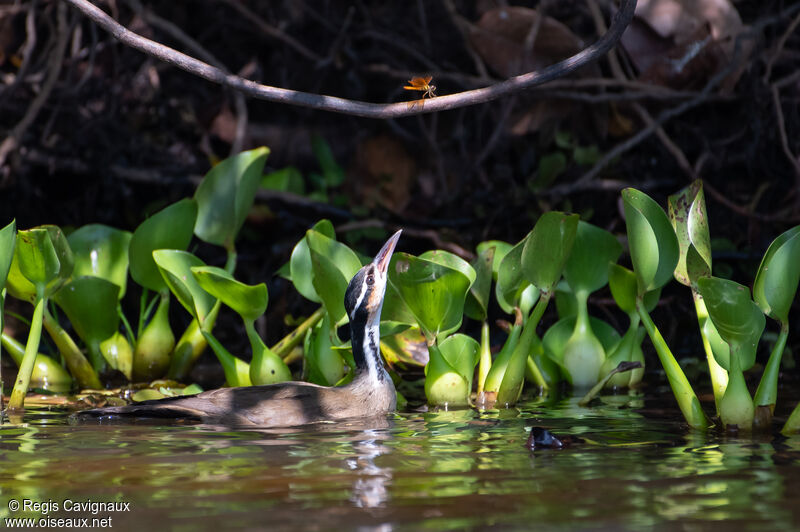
left=351, top=136, right=416, bottom=213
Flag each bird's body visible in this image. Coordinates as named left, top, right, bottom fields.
left=77, top=230, right=402, bottom=428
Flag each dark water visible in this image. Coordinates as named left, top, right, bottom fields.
left=2, top=393, right=800, bottom=531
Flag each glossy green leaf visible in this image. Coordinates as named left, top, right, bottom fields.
left=307, top=229, right=362, bottom=326
left=668, top=180, right=712, bottom=289
left=304, top=313, right=344, bottom=386
left=476, top=240, right=512, bottom=280
left=192, top=265, right=267, bottom=322
left=54, top=276, right=120, bottom=349
left=12, top=226, right=74, bottom=300
left=439, top=333, right=480, bottom=390
left=608, top=263, right=660, bottom=314
left=697, top=276, right=765, bottom=371
left=194, top=147, right=270, bottom=248
left=563, top=221, right=622, bottom=295
left=522, top=211, right=579, bottom=293
left=153, top=250, right=215, bottom=324
left=753, top=225, right=800, bottom=324
left=424, top=342, right=470, bottom=406
left=622, top=188, right=679, bottom=293
left=133, top=295, right=174, bottom=381
left=465, top=246, right=494, bottom=322
left=68, top=224, right=132, bottom=298
left=200, top=330, right=252, bottom=387
left=389, top=251, right=474, bottom=342
left=289, top=219, right=335, bottom=302
left=0, top=219, right=16, bottom=290
left=495, top=236, right=538, bottom=314
left=129, top=199, right=197, bottom=291
left=99, top=331, right=133, bottom=380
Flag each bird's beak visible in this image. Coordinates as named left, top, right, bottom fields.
left=373, top=229, right=402, bottom=274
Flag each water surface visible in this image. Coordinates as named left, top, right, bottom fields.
left=2, top=393, right=799, bottom=531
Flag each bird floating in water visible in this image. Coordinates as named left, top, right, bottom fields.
left=77, top=230, right=402, bottom=427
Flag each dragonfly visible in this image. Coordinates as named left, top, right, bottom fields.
left=404, top=76, right=436, bottom=108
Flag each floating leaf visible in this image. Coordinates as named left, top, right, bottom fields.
left=54, top=276, right=120, bottom=355
left=496, top=236, right=538, bottom=314
left=192, top=266, right=267, bottom=323
left=563, top=221, right=622, bottom=295
left=7, top=226, right=73, bottom=301
left=668, top=180, right=712, bottom=289
left=194, top=147, right=269, bottom=248
left=289, top=219, right=335, bottom=302
left=153, top=250, right=215, bottom=324
left=390, top=251, right=474, bottom=342
left=307, top=229, right=362, bottom=326
left=129, top=199, right=197, bottom=292
left=476, top=240, right=512, bottom=280
left=622, top=188, right=679, bottom=293
left=68, top=224, right=132, bottom=298
left=522, top=211, right=579, bottom=293
left=753, top=225, right=800, bottom=324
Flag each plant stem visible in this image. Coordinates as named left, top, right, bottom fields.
left=477, top=321, right=491, bottom=394
left=7, top=296, right=45, bottom=410
left=270, top=306, right=325, bottom=359
left=200, top=330, right=251, bottom=387
left=496, top=294, right=550, bottom=404
left=637, top=299, right=708, bottom=430
left=225, top=245, right=237, bottom=273
left=41, top=309, right=102, bottom=389
left=166, top=300, right=222, bottom=381
left=693, top=294, right=728, bottom=414
left=754, top=322, right=789, bottom=411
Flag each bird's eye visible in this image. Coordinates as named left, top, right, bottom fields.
left=367, top=274, right=374, bottom=286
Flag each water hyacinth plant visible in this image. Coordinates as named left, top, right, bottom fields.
left=2, top=144, right=800, bottom=435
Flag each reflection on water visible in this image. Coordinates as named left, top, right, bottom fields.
left=2, top=394, right=800, bottom=530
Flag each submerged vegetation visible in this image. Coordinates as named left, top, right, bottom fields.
left=1, top=148, right=799, bottom=435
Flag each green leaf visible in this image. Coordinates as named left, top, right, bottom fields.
left=668, top=180, right=712, bottom=289
left=563, top=221, right=622, bottom=295
left=307, top=229, right=362, bottom=326
left=289, top=219, right=335, bottom=302
left=312, top=136, right=344, bottom=187
left=54, top=276, right=120, bottom=348
left=534, top=152, right=567, bottom=189
left=0, top=219, right=16, bottom=290
left=521, top=211, right=579, bottom=293
left=495, top=236, right=538, bottom=314
left=389, top=251, right=474, bottom=342
left=608, top=263, right=660, bottom=314
left=261, top=166, right=305, bottom=195
left=697, top=276, right=765, bottom=371
left=303, top=313, right=344, bottom=386
left=476, top=240, right=512, bottom=280
left=129, top=199, right=197, bottom=291
left=753, top=225, right=800, bottom=324
left=194, top=147, right=270, bottom=248
left=622, top=188, right=679, bottom=293
left=464, top=246, right=494, bottom=321
left=439, top=333, right=480, bottom=390
left=68, top=224, right=132, bottom=298
left=153, top=250, right=216, bottom=324
left=9, top=226, right=73, bottom=300
left=192, top=266, right=267, bottom=322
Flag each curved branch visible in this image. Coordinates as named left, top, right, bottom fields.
left=62, top=0, right=637, bottom=118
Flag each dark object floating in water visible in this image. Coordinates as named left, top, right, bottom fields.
left=75, top=231, right=402, bottom=428
left=526, top=427, right=584, bottom=450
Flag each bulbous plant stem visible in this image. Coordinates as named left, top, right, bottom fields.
left=496, top=294, right=550, bottom=405
left=563, top=289, right=605, bottom=388
left=425, top=341, right=470, bottom=407
left=7, top=295, right=45, bottom=410
left=245, top=319, right=291, bottom=385
left=637, top=298, right=709, bottom=430
left=200, top=330, right=251, bottom=387
left=753, top=322, right=789, bottom=429
left=719, top=344, right=754, bottom=432
left=166, top=301, right=221, bottom=380
left=477, top=321, right=491, bottom=394
left=693, top=295, right=728, bottom=415
left=41, top=308, right=102, bottom=389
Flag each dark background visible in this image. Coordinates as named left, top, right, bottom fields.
left=1, top=0, right=799, bottom=389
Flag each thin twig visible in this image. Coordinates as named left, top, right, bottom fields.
left=763, top=9, right=800, bottom=82
left=771, top=84, right=800, bottom=185
left=61, top=0, right=638, bottom=118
